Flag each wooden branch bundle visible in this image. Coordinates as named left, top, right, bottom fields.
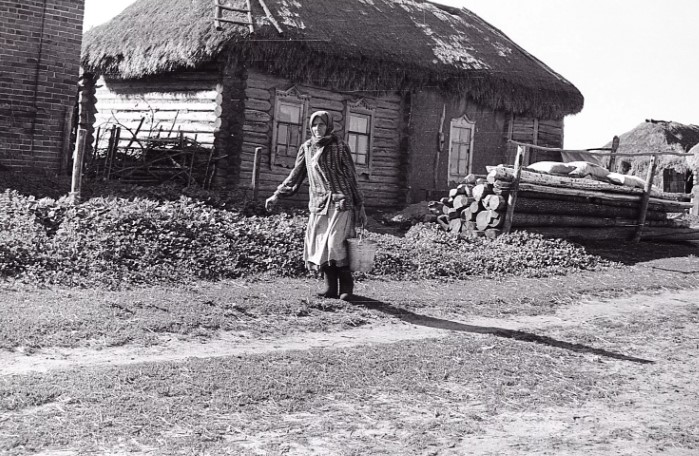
left=87, top=125, right=218, bottom=188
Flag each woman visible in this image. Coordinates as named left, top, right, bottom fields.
left=265, top=110, right=367, bottom=300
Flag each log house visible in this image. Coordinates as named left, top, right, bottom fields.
left=81, top=0, right=584, bottom=209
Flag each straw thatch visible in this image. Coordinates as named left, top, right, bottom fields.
left=81, top=0, right=583, bottom=119
left=604, top=119, right=699, bottom=175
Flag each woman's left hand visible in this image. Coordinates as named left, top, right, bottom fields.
left=356, top=205, right=368, bottom=228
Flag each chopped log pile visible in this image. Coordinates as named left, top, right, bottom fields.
left=429, top=152, right=697, bottom=243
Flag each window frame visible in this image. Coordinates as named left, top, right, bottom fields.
left=447, top=115, right=476, bottom=182
left=344, top=99, right=375, bottom=176
left=271, top=86, right=310, bottom=168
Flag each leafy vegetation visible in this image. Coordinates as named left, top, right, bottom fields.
left=0, top=188, right=612, bottom=288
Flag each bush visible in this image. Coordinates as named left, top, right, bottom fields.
left=364, top=224, right=608, bottom=280
left=0, top=190, right=611, bottom=288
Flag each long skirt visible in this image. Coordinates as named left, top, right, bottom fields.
left=304, top=205, right=355, bottom=271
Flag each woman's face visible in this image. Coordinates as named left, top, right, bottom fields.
left=311, top=117, right=327, bottom=138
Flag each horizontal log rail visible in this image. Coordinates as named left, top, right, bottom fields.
left=507, top=140, right=695, bottom=158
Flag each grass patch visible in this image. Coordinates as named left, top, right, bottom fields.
left=0, top=334, right=635, bottom=455
left=0, top=281, right=378, bottom=352
left=1, top=259, right=698, bottom=352
left=4, top=291, right=698, bottom=456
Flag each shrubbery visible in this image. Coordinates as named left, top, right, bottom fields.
left=367, top=223, right=608, bottom=280
left=0, top=189, right=611, bottom=288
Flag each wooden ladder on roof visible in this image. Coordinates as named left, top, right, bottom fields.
left=214, top=0, right=283, bottom=34
left=214, top=0, right=254, bottom=32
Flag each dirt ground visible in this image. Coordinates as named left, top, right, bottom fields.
left=2, top=284, right=698, bottom=455
left=2, top=287, right=696, bottom=377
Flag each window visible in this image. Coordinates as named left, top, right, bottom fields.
left=272, top=87, right=309, bottom=167
left=344, top=99, right=375, bottom=174
left=448, top=115, right=476, bottom=181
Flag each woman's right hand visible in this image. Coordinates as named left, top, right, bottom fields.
left=265, top=195, right=278, bottom=212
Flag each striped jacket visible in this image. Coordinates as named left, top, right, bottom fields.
left=274, top=136, right=364, bottom=214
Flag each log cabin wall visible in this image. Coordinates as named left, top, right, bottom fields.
left=504, top=115, right=564, bottom=165
left=240, top=69, right=406, bottom=209
left=217, top=58, right=246, bottom=186
left=406, top=89, right=507, bottom=203
left=94, top=67, right=220, bottom=164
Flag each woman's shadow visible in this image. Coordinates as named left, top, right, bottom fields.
left=344, top=295, right=654, bottom=364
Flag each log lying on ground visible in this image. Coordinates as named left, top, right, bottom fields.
left=510, top=196, right=668, bottom=221
left=512, top=188, right=688, bottom=213
left=495, top=181, right=693, bottom=212
left=509, top=212, right=677, bottom=228
left=487, top=165, right=691, bottom=202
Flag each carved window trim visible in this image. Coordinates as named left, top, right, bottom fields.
left=448, top=114, right=476, bottom=182
left=271, top=86, right=310, bottom=168
left=344, top=98, right=375, bottom=176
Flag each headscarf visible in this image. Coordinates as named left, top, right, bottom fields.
left=309, top=110, right=335, bottom=148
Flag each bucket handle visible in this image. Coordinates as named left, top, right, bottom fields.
left=356, top=224, right=367, bottom=242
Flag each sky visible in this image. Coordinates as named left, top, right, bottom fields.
left=83, top=0, right=699, bottom=149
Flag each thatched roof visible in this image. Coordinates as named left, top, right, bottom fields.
left=82, top=0, right=583, bottom=119
left=605, top=119, right=699, bottom=174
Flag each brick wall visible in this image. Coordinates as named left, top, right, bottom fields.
left=0, top=0, right=84, bottom=172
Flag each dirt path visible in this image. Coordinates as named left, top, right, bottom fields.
left=3, top=287, right=696, bottom=377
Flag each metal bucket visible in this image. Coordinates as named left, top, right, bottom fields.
left=347, top=238, right=377, bottom=272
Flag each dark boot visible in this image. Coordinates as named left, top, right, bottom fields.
left=318, top=265, right=339, bottom=299
left=338, top=266, right=354, bottom=301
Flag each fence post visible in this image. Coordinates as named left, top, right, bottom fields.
left=607, top=135, right=620, bottom=171
left=502, top=145, right=527, bottom=234
left=692, top=172, right=699, bottom=216
left=251, top=147, right=262, bottom=200
left=69, top=74, right=96, bottom=203
left=69, top=129, right=86, bottom=203
left=633, top=155, right=658, bottom=243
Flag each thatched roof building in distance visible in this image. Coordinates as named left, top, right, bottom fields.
left=604, top=119, right=699, bottom=193
left=81, top=0, right=584, bottom=206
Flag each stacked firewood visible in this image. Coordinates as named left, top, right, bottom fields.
left=428, top=174, right=505, bottom=239
left=429, top=166, right=697, bottom=242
